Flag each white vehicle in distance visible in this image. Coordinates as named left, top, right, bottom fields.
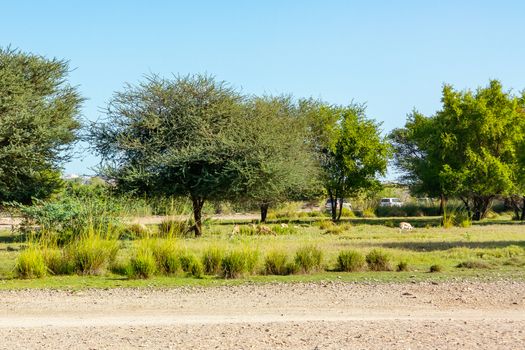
left=379, top=197, right=403, bottom=207
left=325, top=199, right=352, bottom=210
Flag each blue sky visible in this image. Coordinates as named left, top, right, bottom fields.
left=2, top=0, right=525, bottom=175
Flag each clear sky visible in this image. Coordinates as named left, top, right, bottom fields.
left=2, top=0, right=525, bottom=175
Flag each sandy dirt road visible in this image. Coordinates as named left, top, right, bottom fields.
left=0, top=280, right=523, bottom=349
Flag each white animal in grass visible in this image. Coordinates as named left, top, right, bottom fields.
left=399, top=222, right=414, bottom=231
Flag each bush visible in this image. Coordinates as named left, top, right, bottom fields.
left=366, top=249, right=391, bottom=271
left=396, top=261, right=409, bottom=272
left=43, top=248, right=72, bottom=275
left=361, top=208, right=376, bottom=218
left=121, top=223, right=150, bottom=240
left=294, top=245, right=323, bottom=273
left=159, top=219, right=192, bottom=237
left=318, top=220, right=335, bottom=230
left=129, top=247, right=157, bottom=278
left=15, top=247, right=47, bottom=278
left=239, top=225, right=258, bottom=235
left=270, top=224, right=297, bottom=235
left=264, top=250, right=294, bottom=275
left=337, top=250, right=366, bottom=272
left=202, top=246, right=224, bottom=275
left=221, top=250, right=248, bottom=278
left=429, top=264, right=443, bottom=273
left=151, top=239, right=181, bottom=275
left=179, top=253, right=203, bottom=278
left=66, top=235, right=119, bottom=275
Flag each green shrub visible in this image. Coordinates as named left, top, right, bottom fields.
left=366, top=249, right=391, bottom=271
left=396, top=261, right=409, bottom=272
left=264, top=250, right=294, bottom=275
left=337, top=250, right=366, bottom=272
left=221, top=250, right=248, bottom=278
left=121, top=223, right=150, bottom=240
left=294, top=245, right=323, bottom=273
left=180, top=253, right=203, bottom=278
left=361, top=208, right=376, bottom=218
left=15, top=247, right=47, bottom=278
left=340, top=208, right=355, bottom=217
left=159, top=219, right=191, bottom=237
left=271, top=224, right=297, bottom=235
left=129, top=247, right=157, bottom=278
left=318, top=220, right=335, bottom=230
left=429, top=264, right=443, bottom=273
left=43, top=248, right=72, bottom=275
left=66, top=235, right=119, bottom=275
left=151, top=239, right=181, bottom=275
left=202, top=246, right=224, bottom=275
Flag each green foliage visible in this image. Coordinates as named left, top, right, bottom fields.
left=66, top=234, right=119, bottom=275
left=201, top=246, right=224, bottom=275
left=179, top=253, right=203, bottom=278
left=392, top=80, right=525, bottom=220
left=43, top=248, right=72, bottom=275
left=150, top=239, right=181, bottom=275
left=221, top=250, right=248, bottom=278
left=15, top=247, right=47, bottom=278
left=0, top=47, right=83, bottom=203
left=366, top=249, right=392, bottom=271
left=294, top=245, right=323, bottom=273
left=307, top=102, right=390, bottom=221
left=336, top=250, right=366, bottom=272
left=264, top=250, right=294, bottom=275
left=129, top=246, right=157, bottom=279
left=159, top=219, right=192, bottom=237
left=270, top=224, right=298, bottom=235
left=90, top=74, right=250, bottom=236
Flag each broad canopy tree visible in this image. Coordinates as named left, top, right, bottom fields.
left=0, top=47, right=82, bottom=203
left=90, top=74, right=246, bottom=236
left=307, top=102, right=390, bottom=221
left=233, top=95, right=320, bottom=222
left=391, top=80, right=525, bottom=220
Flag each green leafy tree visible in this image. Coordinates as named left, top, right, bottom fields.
left=307, top=102, right=390, bottom=221
left=0, top=47, right=82, bottom=203
left=392, top=80, right=525, bottom=220
left=233, top=95, right=320, bottom=222
left=90, top=74, right=245, bottom=236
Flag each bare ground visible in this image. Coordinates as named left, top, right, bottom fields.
left=0, top=280, right=523, bottom=349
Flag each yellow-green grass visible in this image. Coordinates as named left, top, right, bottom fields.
left=0, top=221, right=524, bottom=288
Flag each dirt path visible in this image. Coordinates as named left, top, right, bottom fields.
left=0, top=281, right=523, bottom=349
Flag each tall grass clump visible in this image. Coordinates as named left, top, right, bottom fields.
left=336, top=250, right=366, bottom=272
left=264, top=250, right=295, bottom=275
left=294, top=245, right=323, bottom=273
left=159, top=219, right=192, bottom=237
left=220, top=249, right=259, bottom=278
left=366, top=249, right=392, bottom=271
left=15, top=246, right=47, bottom=278
left=180, top=252, right=204, bottom=278
left=202, top=246, right=225, bottom=275
left=43, top=248, right=73, bottom=275
left=128, top=244, right=157, bottom=279
left=150, top=239, right=181, bottom=275
left=66, top=233, right=119, bottom=275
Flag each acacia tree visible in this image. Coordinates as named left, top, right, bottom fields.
left=232, top=96, right=320, bottom=222
left=392, top=80, right=525, bottom=220
left=307, top=102, right=390, bottom=221
left=90, top=74, right=245, bottom=236
left=0, top=47, right=82, bottom=203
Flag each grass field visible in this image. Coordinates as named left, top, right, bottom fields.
left=0, top=217, right=523, bottom=289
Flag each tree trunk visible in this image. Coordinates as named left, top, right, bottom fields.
left=191, top=195, right=205, bottom=237
left=260, top=203, right=269, bottom=223
left=472, top=195, right=493, bottom=221
left=460, top=196, right=471, bottom=220
left=337, top=198, right=343, bottom=221
left=521, top=196, right=525, bottom=221
left=439, top=194, right=445, bottom=216
left=328, top=190, right=337, bottom=222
